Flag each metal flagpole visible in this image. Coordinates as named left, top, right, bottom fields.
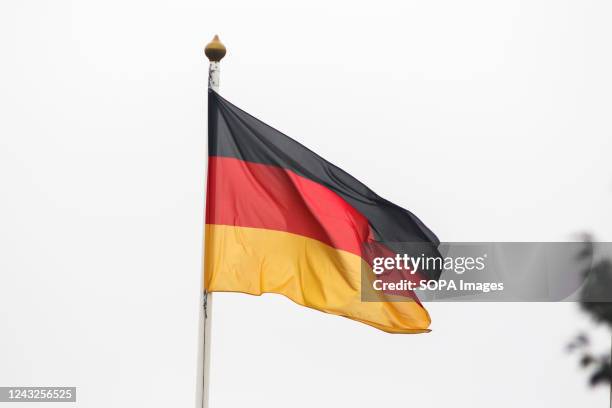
left=196, top=34, right=226, bottom=408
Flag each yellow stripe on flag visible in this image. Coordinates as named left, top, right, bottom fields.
left=205, top=224, right=431, bottom=333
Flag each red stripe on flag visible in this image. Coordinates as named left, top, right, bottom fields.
left=206, top=156, right=373, bottom=256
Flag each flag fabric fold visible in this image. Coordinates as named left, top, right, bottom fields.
left=205, top=90, right=440, bottom=333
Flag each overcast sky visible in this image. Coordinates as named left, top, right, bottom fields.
left=1, top=0, right=612, bottom=407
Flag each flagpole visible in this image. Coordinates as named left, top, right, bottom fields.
left=197, top=34, right=226, bottom=408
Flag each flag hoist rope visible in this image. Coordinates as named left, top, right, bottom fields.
left=197, top=34, right=226, bottom=408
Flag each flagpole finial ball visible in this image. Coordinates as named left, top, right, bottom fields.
left=205, top=35, right=226, bottom=62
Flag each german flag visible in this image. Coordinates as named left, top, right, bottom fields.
left=205, top=90, right=440, bottom=333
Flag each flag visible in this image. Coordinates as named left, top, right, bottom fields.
left=205, top=90, right=440, bottom=333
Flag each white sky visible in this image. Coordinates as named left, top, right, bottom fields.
left=1, top=0, right=612, bottom=407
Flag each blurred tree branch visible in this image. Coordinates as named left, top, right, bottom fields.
left=568, top=239, right=612, bottom=386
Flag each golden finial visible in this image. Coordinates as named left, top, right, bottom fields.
left=204, top=35, right=226, bottom=62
